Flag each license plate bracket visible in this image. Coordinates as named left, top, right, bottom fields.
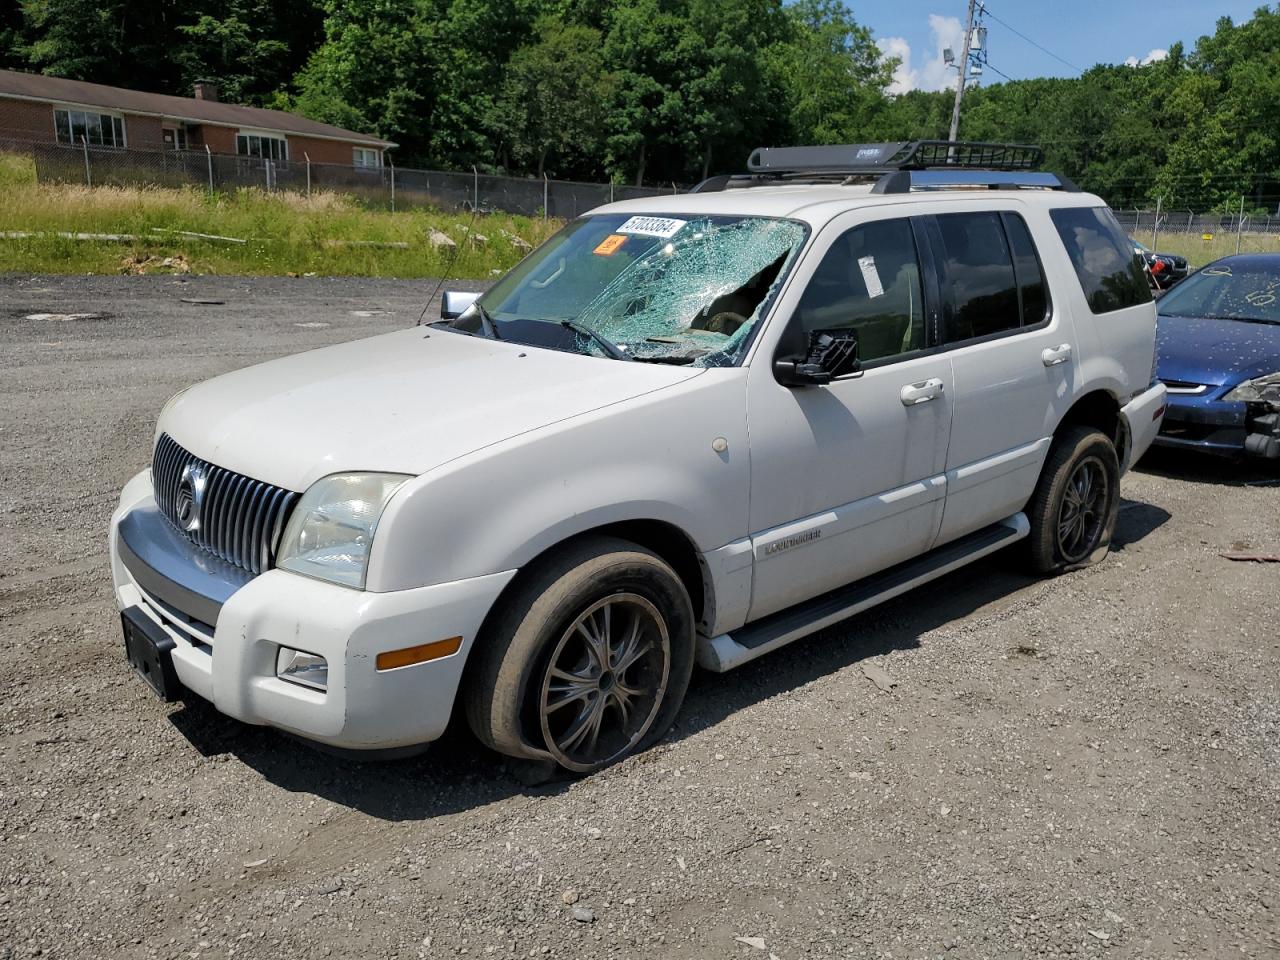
left=121, top=607, right=182, bottom=702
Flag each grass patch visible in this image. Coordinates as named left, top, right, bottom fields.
left=0, top=152, right=561, bottom=278
left=1132, top=227, right=1280, bottom=269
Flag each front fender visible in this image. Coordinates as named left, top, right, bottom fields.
left=365, top=368, right=751, bottom=593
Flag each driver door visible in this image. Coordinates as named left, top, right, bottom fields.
left=744, top=212, right=954, bottom=621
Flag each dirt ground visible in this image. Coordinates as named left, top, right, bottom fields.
left=1, top=274, right=1277, bottom=960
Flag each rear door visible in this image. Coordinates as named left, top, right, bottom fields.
left=928, top=205, right=1077, bottom=543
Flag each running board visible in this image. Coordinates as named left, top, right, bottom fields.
left=696, top=513, right=1029, bottom=673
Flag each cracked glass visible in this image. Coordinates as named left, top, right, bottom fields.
left=469, top=213, right=808, bottom=365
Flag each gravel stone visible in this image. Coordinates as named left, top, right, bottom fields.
left=1, top=274, right=1278, bottom=960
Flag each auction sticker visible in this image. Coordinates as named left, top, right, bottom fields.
left=858, top=255, right=885, bottom=298
left=616, top=216, right=687, bottom=239
left=594, top=234, right=628, bottom=256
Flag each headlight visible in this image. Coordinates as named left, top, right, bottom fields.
left=1223, top=372, right=1280, bottom=404
left=275, top=473, right=410, bottom=588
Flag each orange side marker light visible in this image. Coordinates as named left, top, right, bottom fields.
left=376, top=636, right=463, bottom=671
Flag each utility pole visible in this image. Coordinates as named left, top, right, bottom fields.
left=948, top=0, right=978, bottom=142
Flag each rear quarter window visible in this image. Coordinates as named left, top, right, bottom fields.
left=1049, top=206, right=1152, bottom=313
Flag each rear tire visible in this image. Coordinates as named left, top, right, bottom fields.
left=464, top=536, right=695, bottom=774
left=1025, top=426, right=1120, bottom=574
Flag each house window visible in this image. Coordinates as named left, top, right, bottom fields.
left=353, top=147, right=381, bottom=169
left=54, top=108, right=125, bottom=148
left=163, top=127, right=188, bottom=151
left=236, top=133, right=288, bottom=162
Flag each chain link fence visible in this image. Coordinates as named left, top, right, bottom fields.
left=3, top=137, right=678, bottom=218
left=1113, top=208, right=1280, bottom=239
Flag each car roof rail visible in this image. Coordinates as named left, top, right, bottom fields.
left=691, top=140, right=1080, bottom=194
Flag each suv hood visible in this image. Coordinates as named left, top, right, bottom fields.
left=1156, top=313, right=1280, bottom=388
left=159, top=327, right=703, bottom=491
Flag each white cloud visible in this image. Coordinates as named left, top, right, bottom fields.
left=879, top=14, right=965, bottom=95
left=1124, top=48, right=1168, bottom=67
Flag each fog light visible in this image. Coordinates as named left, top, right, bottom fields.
left=276, top=647, right=328, bottom=691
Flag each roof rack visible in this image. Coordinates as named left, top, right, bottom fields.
left=688, top=140, right=1078, bottom=194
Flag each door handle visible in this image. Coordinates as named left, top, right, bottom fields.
left=900, top=378, right=944, bottom=406
left=1041, top=343, right=1073, bottom=367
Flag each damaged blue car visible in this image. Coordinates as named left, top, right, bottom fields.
left=1154, top=253, right=1280, bottom=459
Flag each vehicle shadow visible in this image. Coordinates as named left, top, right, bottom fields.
left=1113, top=497, right=1172, bottom=551
left=1135, top=447, right=1280, bottom=487
left=167, top=695, right=574, bottom=820
left=165, top=496, right=1170, bottom=821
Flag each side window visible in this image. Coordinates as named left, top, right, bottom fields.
left=1002, top=212, right=1050, bottom=326
left=1049, top=206, right=1153, bottom=313
left=792, top=218, right=926, bottom=364
left=936, top=212, right=1020, bottom=342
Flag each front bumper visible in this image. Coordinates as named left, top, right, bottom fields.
left=110, top=470, right=516, bottom=750
left=1153, top=388, right=1280, bottom=459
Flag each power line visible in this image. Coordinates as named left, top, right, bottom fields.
left=984, top=60, right=1015, bottom=83
left=981, top=3, right=1084, bottom=75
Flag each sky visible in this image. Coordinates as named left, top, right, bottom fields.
left=865, top=0, right=1267, bottom=92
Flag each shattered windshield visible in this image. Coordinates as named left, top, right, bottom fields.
left=1158, top=262, right=1280, bottom=324
left=455, top=213, right=808, bottom=365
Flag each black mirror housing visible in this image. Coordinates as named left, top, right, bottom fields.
left=774, top=328, right=861, bottom=386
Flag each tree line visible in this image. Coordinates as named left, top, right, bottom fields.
left=5, top=1, right=1280, bottom=210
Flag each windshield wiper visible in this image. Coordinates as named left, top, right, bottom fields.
left=474, top=302, right=502, bottom=340
left=561, top=318, right=631, bottom=360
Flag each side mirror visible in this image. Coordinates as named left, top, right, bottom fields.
left=774, top=328, right=861, bottom=387
left=440, top=290, right=481, bottom=321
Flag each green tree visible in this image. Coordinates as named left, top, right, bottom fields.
left=598, top=0, right=697, bottom=184
left=21, top=0, right=185, bottom=91
left=489, top=16, right=611, bottom=177
left=288, top=0, right=435, bottom=157
left=765, top=0, right=894, bottom=146
left=176, top=0, right=323, bottom=105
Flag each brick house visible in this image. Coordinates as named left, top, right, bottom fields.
left=0, top=69, right=395, bottom=168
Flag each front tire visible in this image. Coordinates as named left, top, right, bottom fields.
left=1025, top=426, right=1120, bottom=574
left=464, top=536, right=695, bottom=774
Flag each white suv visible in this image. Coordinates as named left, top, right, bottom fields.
left=110, top=141, right=1167, bottom=773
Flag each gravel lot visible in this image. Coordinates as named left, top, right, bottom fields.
left=2, top=274, right=1278, bottom=960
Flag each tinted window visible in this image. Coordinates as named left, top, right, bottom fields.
left=1050, top=206, right=1152, bottom=313
left=936, top=212, right=1020, bottom=342
left=1003, top=213, right=1049, bottom=326
left=793, top=218, right=926, bottom=364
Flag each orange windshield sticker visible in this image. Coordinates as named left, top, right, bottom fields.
left=594, top=234, right=627, bottom=256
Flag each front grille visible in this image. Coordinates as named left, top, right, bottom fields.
left=1161, top=379, right=1209, bottom=395
left=151, top=433, right=300, bottom=576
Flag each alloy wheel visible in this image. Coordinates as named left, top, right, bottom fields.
left=1057, top=455, right=1109, bottom=563
left=538, top=593, right=671, bottom=772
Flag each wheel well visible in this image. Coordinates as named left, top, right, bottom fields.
left=477, top=520, right=709, bottom=640
left=1057, top=390, right=1123, bottom=452
left=586, top=520, right=708, bottom=627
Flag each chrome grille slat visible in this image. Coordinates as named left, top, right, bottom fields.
left=225, top=474, right=244, bottom=566
left=202, top=466, right=225, bottom=555
left=149, top=434, right=298, bottom=578
left=202, top=465, right=221, bottom=558
left=246, top=484, right=269, bottom=574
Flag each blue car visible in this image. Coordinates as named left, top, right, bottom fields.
left=1154, top=254, right=1280, bottom=459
